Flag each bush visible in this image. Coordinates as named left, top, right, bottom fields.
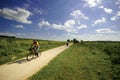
left=111, top=55, right=120, bottom=64
left=103, top=45, right=120, bottom=64
left=103, top=48, right=111, bottom=55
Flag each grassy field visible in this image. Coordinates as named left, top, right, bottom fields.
left=0, top=37, right=65, bottom=65
left=29, top=41, right=120, bottom=80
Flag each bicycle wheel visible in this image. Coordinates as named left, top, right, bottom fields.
left=26, top=53, right=34, bottom=61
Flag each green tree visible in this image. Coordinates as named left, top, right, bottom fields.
left=67, top=39, right=70, bottom=42
left=73, top=38, right=79, bottom=44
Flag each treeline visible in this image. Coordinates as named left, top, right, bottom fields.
left=0, top=35, right=16, bottom=38
left=86, top=41, right=120, bottom=43
left=67, top=38, right=81, bottom=44
left=67, top=38, right=120, bottom=44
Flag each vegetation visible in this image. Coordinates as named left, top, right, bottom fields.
left=29, top=41, right=120, bottom=80
left=73, top=38, right=79, bottom=44
left=0, top=37, right=65, bottom=65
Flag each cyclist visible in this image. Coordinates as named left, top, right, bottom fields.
left=66, top=41, right=69, bottom=46
left=32, top=40, right=40, bottom=56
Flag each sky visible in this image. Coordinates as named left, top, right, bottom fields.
left=0, top=0, right=120, bottom=41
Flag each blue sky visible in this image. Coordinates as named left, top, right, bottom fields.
left=0, top=0, right=120, bottom=41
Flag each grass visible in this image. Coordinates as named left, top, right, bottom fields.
left=0, top=37, right=65, bottom=65
left=29, top=42, right=119, bottom=80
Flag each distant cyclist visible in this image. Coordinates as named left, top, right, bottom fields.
left=31, top=40, right=40, bottom=56
left=66, top=40, right=69, bottom=46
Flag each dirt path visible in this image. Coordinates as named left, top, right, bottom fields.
left=0, top=44, right=72, bottom=80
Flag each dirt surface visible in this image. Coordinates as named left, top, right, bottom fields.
left=0, top=44, right=71, bottom=80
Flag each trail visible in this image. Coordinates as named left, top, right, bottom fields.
left=0, top=44, right=71, bottom=80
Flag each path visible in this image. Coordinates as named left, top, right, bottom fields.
left=0, top=44, right=71, bottom=80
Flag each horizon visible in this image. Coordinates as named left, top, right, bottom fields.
left=0, top=0, right=120, bottom=41
left=1, top=35, right=120, bottom=42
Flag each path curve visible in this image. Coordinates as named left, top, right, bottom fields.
left=0, top=44, right=72, bottom=80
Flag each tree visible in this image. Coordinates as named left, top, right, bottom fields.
left=73, top=38, right=79, bottom=44
left=67, top=39, right=70, bottom=42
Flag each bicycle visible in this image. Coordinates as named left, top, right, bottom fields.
left=26, top=47, right=41, bottom=61
left=66, top=42, right=69, bottom=46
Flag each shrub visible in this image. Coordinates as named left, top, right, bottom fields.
left=111, top=55, right=120, bottom=64
left=103, top=48, right=111, bottom=55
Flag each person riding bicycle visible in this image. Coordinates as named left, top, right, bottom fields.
left=31, top=40, right=40, bottom=56
left=66, top=41, right=69, bottom=46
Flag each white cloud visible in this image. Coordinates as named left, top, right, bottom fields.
left=33, top=8, right=46, bottom=15
left=99, top=6, right=113, bottom=14
left=64, top=20, right=81, bottom=33
left=117, top=11, right=120, bottom=16
left=95, top=28, right=117, bottom=33
left=70, top=10, right=88, bottom=19
left=15, top=25, right=24, bottom=28
left=77, top=24, right=87, bottom=29
left=88, top=34, right=120, bottom=41
left=115, top=0, right=120, bottom=5
left=52, top=24, right=64, bottom=30
left=0, top=8, right=32, bottom=24
left=0, top=32, right=26, bottom=36
left=111, top=17, right=116, bottom=21
left=65, top=33, right=120, bottom=41
left=38, top=19, right=76, bottom=33
left=38, top=20, right=51, bottom=27
left=104, top=8, right=113, bottom=14
left=64, top=20, right=76, bottom=28
left=38, top=20, right=64, bottom=30
left=92, top=17, right=106, bottom=26
left=84, top=0, right=103, bottom=7
left=111, top=11, right=120, bottom=21
left=38, top=19, right=87, bottom=33
left=33, top=8, right=43, bottom=14
left=99, top=5, right=104, bottom=8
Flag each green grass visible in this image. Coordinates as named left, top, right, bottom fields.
left=0, top=37, right=65, bottom=65
left=29, top=42, right=119, bottom=80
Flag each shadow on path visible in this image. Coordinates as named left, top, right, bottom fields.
left=8, top=58, right=28, bottom=64
left=7, top=56, right=40, bottom=65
